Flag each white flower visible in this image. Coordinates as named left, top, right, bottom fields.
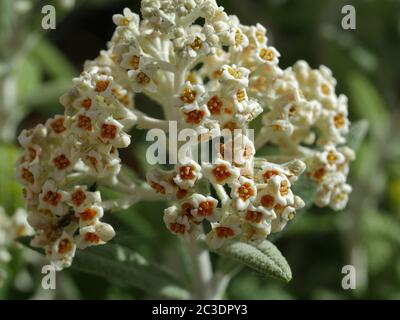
left=173, top=159, right=202, bottom=190
left=95, top=116, right=131, bottom=148
left=255, top=46, right=280, bottom=66
left=231, top=176, right=257, bottom=210
left=38, top=180, right=70, bottom=217
left=183, top=194, right=220, bottom=222
left=112, top=8, right=140, bottom=28
left=178, top=82, right=206, bottom=109
left=163, top=206, right=191, bottom=238
left=202, top=158, right=240, bottom=185
left=229, top=27, right=249, bottom=52
left=76, top=222, right=115, bottom=250
left=46, top=232, right=76, bottom=271
left=127, top=69, right=157, bottom=93
left=220, top=65, right=250, bottom=87
left=206, top=215, right=241, bottom=249
left=120, top=45, right=143, bottom=70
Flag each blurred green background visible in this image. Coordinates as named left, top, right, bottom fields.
left=1, top=0, right=400, bottom=299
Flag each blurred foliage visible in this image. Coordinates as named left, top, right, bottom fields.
left=1, top=0, right=400, bottom=299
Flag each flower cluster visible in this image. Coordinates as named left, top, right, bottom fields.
left=17, top=54, right=138, bottom=269
left=16, top=0, right=355, bottom=268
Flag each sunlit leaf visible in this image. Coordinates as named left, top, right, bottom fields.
left=32, top=38, right=76, bottom=80
left=0, top=144, right=23, bottom=214
left=216, top=240, right=292, bottom=283
left=347, top=72, right=389, bottom=141
left=18, top=236, right=189, bottom=299
left=346, top=119, right=369, bottom=151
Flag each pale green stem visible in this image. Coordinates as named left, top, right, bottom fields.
left=186, top=235, right=214, bottom=299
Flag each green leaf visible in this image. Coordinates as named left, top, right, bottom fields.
left=16, top=56, right=42, bottom=100
left=0, top=144, right=23, bottom=214
left=23, top=80, right=71, bottom=113
left=362, top=210, right=400, bottom=247
left=347, top=72, right=389, bottom=141
left=32, top=38, right=76, bottom=80
left=18, top=237, right=189, bottom=299
left=346, top=120, right=369, bottom=151
left=216, top=240, right=292, bottom=283
left=0, top=0, right=13, bottom=42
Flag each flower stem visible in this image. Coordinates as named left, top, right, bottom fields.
left=186, top=236, right=214, bottom=299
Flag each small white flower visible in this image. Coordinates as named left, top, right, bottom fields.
left=202, top=158, right=240, bottom=186
left=231, top=176, right=257, bottom=211
left=47, top=232, right=76, bottom=271
left=241, top=204, right=275, bottom=230
left=229, top=27, right=249, bottom=52
left=206, top=215, right=241, bottom=249
left=112, top=8, right=140, bottom=28
left=163, top=206, right=191, bottom=237
left=76, top=222, right=115, bottom=250
left=182, top=194, right=219, bottom=223
left=255, top=46, right=280, bottom=66
left=220, top=65, right=250, bottom=87
left=173, top=159, right=202, bottom=190
left=38, top=180, right=70, bottom=217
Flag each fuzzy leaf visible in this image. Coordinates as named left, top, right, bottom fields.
left=0, top=144, right=23, bottom=214
left=216, top=240, right=292, bottom=283
left=18, top=237, right=189, bottom=299
left=347, top=72, right=389, bottom=141
left=346, top=120, right=369, bottom=151
left=32, top=38, right=76, bottom=80
left=292, top=174, right=317, bottom=210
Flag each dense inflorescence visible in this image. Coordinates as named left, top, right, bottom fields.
left=17, top=0, right=354, bottom=269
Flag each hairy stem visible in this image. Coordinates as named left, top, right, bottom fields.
left=186, top=236, right=214, bottom=299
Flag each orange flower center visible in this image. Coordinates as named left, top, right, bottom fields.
left=101, top=124, right=117, bottom=140
left=80, top=208, right=97, bottom=221
left=43, top=191, right=62, bottom=206
left=259, top=48, right=274, bottom=62
left=95, top=80, right=110, bottom=92
left=215, top=226, right=235, bottom=238
left=246, top=210, right=263, bottom=223
left=190, top=37, right=203, bottom=51
left=262, top=169, right=279, bottom=182
left=77, top=114, right=92, bottom=131
left=198, top=201, right=215, bottom=217
left=130, top=55, right=140, bottom=70
left=212, top=164, right=232, bottom=183
left=136, top=72, right=150, bottom=85
left=334, top=113, right=345, bottom=129
left=58, top=239, right=73, bottom=254
left=207, top=96, right=223, bottom=115
left=236, top=89, right=246, bottom=102
left=21, top=168, right=34, bottom=184
left=321, top=83, right=330, bottom=95
left=84, top=232, right=100, bottom=243
left=71, top=190, right=87, bottom=207
left=170, top=223, right=186, bottom=235
left=238, top=182, right=255, bottom=201
left=313, top=168, right=325, bottom=181
left=180, top=88, right=197, bottom=104
left=184, top=109, right=205, bottom=124
left=261, top=194, right=275, bottom=208
left=27, top=147, right=36, bottom=162
left=50, top=118, right=66, bottom=133
left=149, top=181, right=166, bottom=194
left=179, top=165, right=196, bottom=180
left=81, top=98, right=92, bottom=109
left=53, top=154, right=71, bottom=170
